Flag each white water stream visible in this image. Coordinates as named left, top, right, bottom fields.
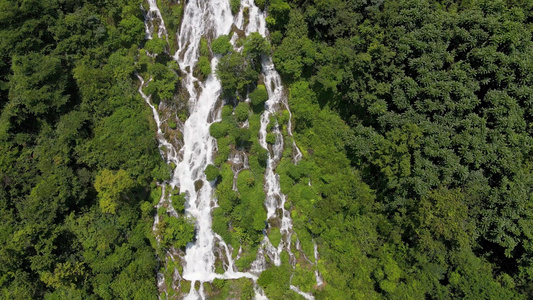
left=140, top=0, right=318, bottom=298
left=144, top=0, right=168, bottom=39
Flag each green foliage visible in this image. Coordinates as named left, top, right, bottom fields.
left=5, top=0, right=533, bottom=298
left=199, top=36, right=210, bottom=57
left=197, top=56, right=212, bottom=77
left=243, top=32, right=271, bottom=70
left=230, top=0, right=241, bottom=15
left=254, top=0, right=267, bottom=10
left=95, top=169, right=135, bottom=214
left=205, top=164, right=221, bottom=182
left=211, top=35, right=233, bottom=55
left=258, top=265, right=292, bottom=298
left=158, top=214, right=195, bottom=249
left=210, top=122, right=230, bottom=139
left=234, top=102, right=250, bottom=122
left=144, top=37, right=166, bottom=55
left=119, top=14, right=145, bottom=46
left=80, top=107, right=161, bottom=181
left=272, top=10, right=315, bottom=81
left=10, top=53, right=69, bottom=116
left=170, top=191, right=187, bottom=213
left=234, top=246, right=258, bottom=271
left=249, top=84, right=268, bottom=112
left=264, top=0, right=533, bottom=298
left=266, top=0, right=290, bottom=31
left=221, top=105, right=234, bottom=120
left=143, top=61, right=178, bottom=103
left=266, top=133, right=276, bottom=144
left=211, top=109, right=267, bottom=250
left=216, top=51, right=259, bottom=98
left=168, top=120, right=177, bottom=129
left=0, top=1, right=160, bottom=297
left=269, top=227, right=282, bottom=247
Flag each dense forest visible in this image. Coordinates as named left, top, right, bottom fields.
left=2, top=0, right=533, bottom=299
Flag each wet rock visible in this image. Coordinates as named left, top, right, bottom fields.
left=194, top=179, right=204, bottom=191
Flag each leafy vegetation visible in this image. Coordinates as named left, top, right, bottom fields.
left=211, top=35, right=232, bottom=55
left=211, top=106, right=267, bottom=259
left=0, top=0, right=166, bottom=298
left=265, top=0, right=533, bottom=298
left=249, top=84, right=268, bottom=112
left=4, top=0, right=533, bottom=298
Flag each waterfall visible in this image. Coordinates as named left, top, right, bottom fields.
left=139, top=0, right=314, bottom=298
left=144, top=0, right=168, bottom=39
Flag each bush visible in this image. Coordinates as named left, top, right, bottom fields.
left=257, top=147, right=269, bottom=167
left=205, top=164, right=220, bottom=182
left=214, top=136, right=231, bottom=165
left=216, top=51, right=259, bottom=98
left=254, top=0, right=266, bottom=10
left=230, top=0, right=240, bottom=15
left=197, top=56, right=211, bottom=77
left=170, top=192, right=187, bottom=212
left=249, top=84, right=268, bottom=112
left=235, top=247, right=258, bottom=270
left=140, top=201, right=154, bottom=219
left=269, top=227, right=282, bottom=247
left=211, top=35, right=233, bottom=55
left=234, top=102, right=250, bottom=122
left=199, top=36, right=210, bottom=57
left=243, top=32, right=271, bottom=60
left=237, top=170, right=255, bottom=192
left=221, top=105, right=234, bottom=120
left=144, top=37, right=166, bottom=54
left=235, top=128, right=252, bottom=148
left=266, top=132, right=276, bottom=144
left=210, top=122, right=229, bottom=138
left=159, top=215, right=195, bottom=249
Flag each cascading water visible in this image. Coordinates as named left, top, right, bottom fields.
left=172, top=2, right=233, bottom=298
left=140, top=0, right=320, bottom=298
left=144, top=0, right=168, bottom=39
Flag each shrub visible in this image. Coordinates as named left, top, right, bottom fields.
left=210, top=122, right=229, bottom=138
left=221, top=105, right=234, bottom=120
left=159, top=215, right=195, bottom=249
left=237, top=170, right=255, bottom=192
left=235, top=128, right=251, bottom=148
left=254, top=0, right=266, bottom=10
left=257, top=147, right=269, bottom=167
left=230, top=0, right=240, bottom=15
left=211, top=35, right=232, bottom=55
left=266, top=132, right=276, bottom=144
left=216, top=51, right=259, bottom=98
left=235, top=247, right=258, bottom=270
left=249, top=84, right=268, bottom=112
left=205, top=164, right=220, bottom=182
left=243, top=32, right=271, bottom=60
left=214, top=136, right=231, bottom=165
left=234, top=102, right=250, bottom=122
left=144, top=37, right=166, bottom=54
left=140, top=201, right=154, bottom=219
left=199, top=36, right=210, bottom=57
left=197, top=56, right=211, bottom=77
left=170, top=192, right=187, bottom=212
left=269, top=227, right=282, bottom=247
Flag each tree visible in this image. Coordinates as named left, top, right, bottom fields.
left=94, top=169, right=135, bottom=214
left=211, top=35, right=232, bottom=55
left=249, top=84, right=268, bottom=112
left=216, top=51, right=259, bottom=98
